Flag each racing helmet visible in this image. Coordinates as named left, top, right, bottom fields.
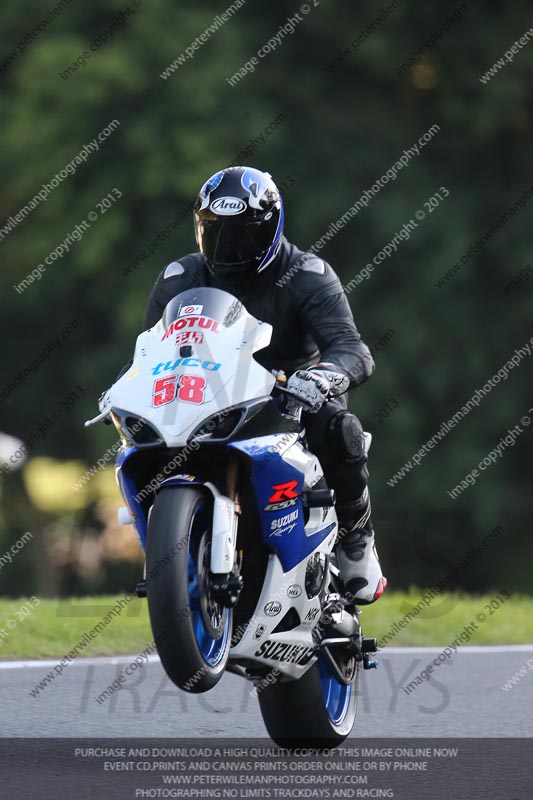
left=193, top=166, right=284, bottom=279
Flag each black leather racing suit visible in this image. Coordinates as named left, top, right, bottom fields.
left=143, top=237, right=375, bottom=524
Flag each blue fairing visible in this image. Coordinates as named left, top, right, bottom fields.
left=117, top=434, right=333, bottom=569
left=116, top=446, right=148, bottom=552
left=117, top=451, right=205, bottom=553
left=230, top=434, right=335, bottom=572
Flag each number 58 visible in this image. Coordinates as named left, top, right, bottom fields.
left=152, top=374, right=206, bottom=406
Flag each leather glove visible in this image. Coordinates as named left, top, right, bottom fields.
left=286, top=369, right=332, bottom=414
left=98, top=389, right=111, bottom=413
left=309, top=362, right=350, bottom=397
left=286, top=363, right=350, bottom=413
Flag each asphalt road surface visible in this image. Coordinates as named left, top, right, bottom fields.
left=1, top=645, right=532, bottom=738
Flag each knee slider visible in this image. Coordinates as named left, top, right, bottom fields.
left=329, top=411, right=366, bottom=462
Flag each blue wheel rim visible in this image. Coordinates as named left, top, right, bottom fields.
left=186, top=504, right=231, bottom=667
left=318, top=654, right=353, bottom=727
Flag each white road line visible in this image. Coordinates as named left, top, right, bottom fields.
left=382, top=645, right=533, bottom=653
left=1, top=644, right=533, bottom=670
left=0, top=655, right=161, bottom=670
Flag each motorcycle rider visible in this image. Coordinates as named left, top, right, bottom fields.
left=140, top=166, right=386, bottom=605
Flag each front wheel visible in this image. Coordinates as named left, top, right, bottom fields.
left=146, top=486, right=232, bottom=693
left=257, top=653, right=358, bottom=748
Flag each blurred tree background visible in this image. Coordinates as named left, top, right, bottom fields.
left=0, top=0, right=531, bottom=597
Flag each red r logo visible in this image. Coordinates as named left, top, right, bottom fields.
left=268, top=481, right=299, bottom=503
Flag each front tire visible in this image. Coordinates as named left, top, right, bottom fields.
left=146, top=486, right=232, bottom=693
left=258, top=654, right=358, bottom=748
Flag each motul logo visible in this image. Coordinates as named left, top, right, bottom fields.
left=210, top=196, right=246, bottom=215
left=161, top=315, right=220, bottom=340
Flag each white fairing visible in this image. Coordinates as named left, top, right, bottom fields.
left=102, top=292, right=275, bottom=447
left=230, top=437, right=338, bottom=680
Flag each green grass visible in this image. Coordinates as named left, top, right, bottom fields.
left=0, top=595, right=152, bottom=660
left=0, top=590, right=531, bottom=660
left=364, top=589, right=533, bottom=647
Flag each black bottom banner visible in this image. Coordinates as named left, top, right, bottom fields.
left=1, top=738, right=531, bottom=799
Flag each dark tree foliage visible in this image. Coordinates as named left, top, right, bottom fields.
left=0, top=0, right=530, bottom=594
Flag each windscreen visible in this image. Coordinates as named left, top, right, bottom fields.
left=161, top=288, right=246, bottom=334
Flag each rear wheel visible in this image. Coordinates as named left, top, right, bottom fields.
left=146, top=487, right=232, bottom=693
left=257, top=652, right=358, bottom=747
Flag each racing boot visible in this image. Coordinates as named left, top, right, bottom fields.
left=335, top=489, right=387, bottom=605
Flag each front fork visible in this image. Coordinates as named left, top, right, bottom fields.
left=135, top=455, right=243, bottom=604
left=210, top=453, right=243, bottom=608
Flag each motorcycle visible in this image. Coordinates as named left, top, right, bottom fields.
left=86, top=286, right=378, bottom=747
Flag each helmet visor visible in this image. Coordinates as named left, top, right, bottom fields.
left=195, top=212, right=279, bottom=272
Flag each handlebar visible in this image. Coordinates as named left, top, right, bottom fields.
left=272, top=371, right=304, bottom=417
